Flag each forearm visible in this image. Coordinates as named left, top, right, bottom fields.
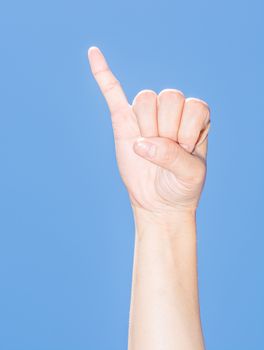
left=128, top=207, right=205, bottom=350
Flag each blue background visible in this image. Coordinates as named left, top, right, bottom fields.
left=0, top=0, right=263, bottom=349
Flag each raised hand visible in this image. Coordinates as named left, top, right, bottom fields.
left=88, top=46, right=209, bottom=350
left=87, top=47, right=210, bottom=215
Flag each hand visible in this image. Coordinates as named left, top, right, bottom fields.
left=88, top=47, right=211, bottom=217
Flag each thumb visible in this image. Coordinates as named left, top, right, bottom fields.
left=133, top=136, right=204, bottom=181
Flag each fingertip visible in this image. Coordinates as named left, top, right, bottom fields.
left=87, top=46, right=109, bottom=74
left=87, top=46, right=102, bottom=61
left=133, top=137, right=146, bottom=154
left=88, top=45, right=98, bottom=54
left=133, top=139, right=157, bottom=159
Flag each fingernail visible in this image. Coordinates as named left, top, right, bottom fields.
left=134, top=140, right=157, bottom=158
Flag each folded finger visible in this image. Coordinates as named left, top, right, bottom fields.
left=132, top=90, right=158, bottom=137
left=157, top=89, right=185, bottom=141
left=178, top=97, right=210, bottom=154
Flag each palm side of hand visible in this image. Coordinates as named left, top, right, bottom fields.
left=88, top=47, right=211, bottom=212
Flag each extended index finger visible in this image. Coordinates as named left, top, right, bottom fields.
left=88, top=46, right=130, bottom=116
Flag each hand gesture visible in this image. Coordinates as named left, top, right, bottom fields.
left=88, top=47, right=210, bottom=216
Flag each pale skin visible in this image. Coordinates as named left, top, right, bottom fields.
left=87, top=46, right=211, bottom=350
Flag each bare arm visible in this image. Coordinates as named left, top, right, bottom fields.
left=129, top=208, right=204, bottom=350
left=87, top=46, right=210, bottom=350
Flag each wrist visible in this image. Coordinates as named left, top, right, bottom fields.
left=131, top=205, right=200, bottom=312
left=131, top=205, right=197, bottom=237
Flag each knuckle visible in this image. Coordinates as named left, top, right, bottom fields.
left=102, top=79, right=121, bottom=94
left=184, top=97, right=211, bottom=127
left=158, top=88, right=185, bottom=101
left=133, top=89, right=157, bottom=104
left=185, top=97, right=210, bottom=114
left=93, top=67, right=110, bottom=77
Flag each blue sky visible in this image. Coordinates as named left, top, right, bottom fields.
left=0, top=0, right=263, bottom=349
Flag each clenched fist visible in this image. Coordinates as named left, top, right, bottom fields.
left=88, top=47, right=211, bottom=216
